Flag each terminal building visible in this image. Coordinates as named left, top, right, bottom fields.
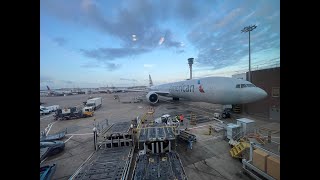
left=232, top=67, right=280, bottom=122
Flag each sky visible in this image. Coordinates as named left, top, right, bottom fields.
left=40, top=0, right=280, bottom=89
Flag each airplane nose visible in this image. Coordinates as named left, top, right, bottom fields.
left=258, top=88, right=268, bottom=99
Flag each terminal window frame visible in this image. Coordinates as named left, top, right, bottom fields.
left=272, top=87, right=280, bottom=97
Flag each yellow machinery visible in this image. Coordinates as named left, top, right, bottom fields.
left=208, top=125, right=214, bottom=135
left=140, top=107, right=155, bottom=124
left=82, top=107, right=94, bottom=117
left=244, top=133, right=266, bottom=145
left=230, top=133, right=267, bottom=159
left=189, top=112, right=196, bottom=125
left=230, top=139, right=250, bottom=158
left=232, top=104, right=241, bottom=113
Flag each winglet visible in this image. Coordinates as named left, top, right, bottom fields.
left=149, top=74, right=153, bottom=87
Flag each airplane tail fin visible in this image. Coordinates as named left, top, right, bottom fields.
left=149, top=74, right=153, bottom=87
left=47, top=86, right=51, bottom=91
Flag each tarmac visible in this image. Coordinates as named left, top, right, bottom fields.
left=40, top=92, right=280, bottom=180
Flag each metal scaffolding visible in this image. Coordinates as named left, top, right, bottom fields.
left=133, top=152, right=187, bottom=180
left=74, top=146, right=133, bottom=180
left=96, top=121, right=133, bottom=149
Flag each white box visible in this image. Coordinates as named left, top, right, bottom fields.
left=237, top=118, right=255, bottom=135
left=226, top=123, right=241, bottom=140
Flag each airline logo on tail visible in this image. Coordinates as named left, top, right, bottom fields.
left=198, top=80, right=205, bottom=93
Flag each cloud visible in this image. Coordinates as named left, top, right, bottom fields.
left=80, top=48, right=150, bottom=60
left=143, top=64, right=155, bottom=68
left=42, top=0, right=216, bottom=59
left=40, top=76, right=74, bottom=88
left=266, top=11, right=279, bottom=20
left=41, top=0, right=279, bottom=70
left=176, top=49, right=185, bottom=54
left=175, top=0, right=199, bottom=21
left=80, top=63, right=100, bottom=68
left=78, top=0, right=186, bottom=50
left=214, top=8, right=243, bottom=28
left=80, top=61, right=121, bottom=71
left=186, top=0, right=280, bottom=69
left=62, top=80, right=73, bottom=84
left=40, top=75, right=54, bottom=83
left=162, top=30, right=184, bottom=48
left=105, top=63, right=121, bottom=71
left=120, top=78, right=138, bottom=82
left=53, top=37, right=67, bottom=46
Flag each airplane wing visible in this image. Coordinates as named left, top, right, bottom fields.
left=124, top=89, right=147, bottom=92
left=152, top=91, right=171, bottom=96
left=125, top=89, right=171, bottom=96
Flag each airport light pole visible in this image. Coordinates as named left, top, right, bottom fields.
left=241, top=25, right=257, bottom=82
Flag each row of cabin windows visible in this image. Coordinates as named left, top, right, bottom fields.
left=236, top=84, right=256, bottom=88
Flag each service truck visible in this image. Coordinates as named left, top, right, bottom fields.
left=40, top=106, right=51, bottom=116
left=85, top=97, right=102, bottom=110
left=82, top=106, right=94, bottom=117
left=54, top=106, right=94, bottom=120
left=46, top=105, right=60, bottom=112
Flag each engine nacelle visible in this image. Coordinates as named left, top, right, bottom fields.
left=146, top=91, right=159, bottom=104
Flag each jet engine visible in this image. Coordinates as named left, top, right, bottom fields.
left=146, top=91, right=159, bottom=104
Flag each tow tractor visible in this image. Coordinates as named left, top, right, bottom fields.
left=154, top=114, right=180, bottom=126
left=54, top=106, right=94, bottom=120
left=214, top=106, right=232, bottom=119
left=82, top=106, right=94, bottom=117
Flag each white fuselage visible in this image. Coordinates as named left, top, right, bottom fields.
left=149, top=77, right=267, bottom=105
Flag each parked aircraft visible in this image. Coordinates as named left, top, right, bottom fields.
left=98, top=86, right=127, bottom=93
left=141, top=75, right=267, bottom=105
left=45, top=86, right=64, bottom=96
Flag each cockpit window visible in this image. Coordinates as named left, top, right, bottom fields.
left=236, top=84, right=255, bottom=88
left=240, top=84, right=247, bottom=88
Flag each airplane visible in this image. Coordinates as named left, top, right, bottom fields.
left=137, top=74, right=267, bottom=105
left=107, top=87, right=124, bottom=93
left=98, top=86, right=127, bottom=93
left=46, top=86, right=64, bottom=96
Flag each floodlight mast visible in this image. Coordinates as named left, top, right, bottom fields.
left=241, top=25, right=257, bottom=82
